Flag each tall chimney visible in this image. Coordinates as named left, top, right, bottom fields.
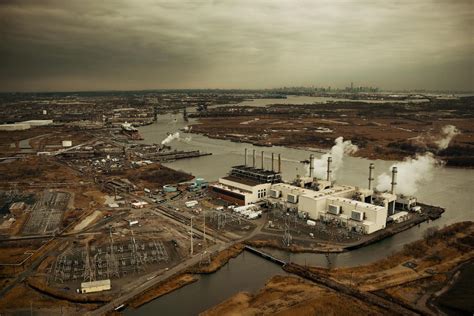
left=261, top=151, right=264, bottom=169
left=252, top=149, right=256, bottom=168
left=368, top=163, right=374, bottom=190
left=271, top=153, right=274, bottom=172
left=244, top=148, right=247, bottom=166
left=309, top=154, right=314, bottom=178
left=326, top=156, right=332, bottom=182
left=391, top=166, right=397, bottom=194
left=278, top=154, right=281, bottom=173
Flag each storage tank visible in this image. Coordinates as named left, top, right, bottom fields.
left=163, top=185, right=177, bottom=193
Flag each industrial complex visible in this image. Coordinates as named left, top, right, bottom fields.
left=0, top=90, right=466, bottom=316
left=212, top=149, right=411, bottom=235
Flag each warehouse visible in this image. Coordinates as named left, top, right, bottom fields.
left=80, top=279, right=111, bottom=294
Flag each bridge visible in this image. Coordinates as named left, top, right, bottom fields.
left=244, top=245, right=287, bottom=266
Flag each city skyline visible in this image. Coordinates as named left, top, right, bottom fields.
left=0, top=0, right=473, bottom=92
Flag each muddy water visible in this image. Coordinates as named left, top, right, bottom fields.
left=125, top=251, right=286, bottom=316
left=132, top=108, right=474, bottom=315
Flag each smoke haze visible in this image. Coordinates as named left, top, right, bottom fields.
left=376, top=153, right=441, bottom=196
left=435, top=125, right=460, bottom=150
left=310, top=137, right=358, bottom=179
left=161, top=132, right=180, bottom=145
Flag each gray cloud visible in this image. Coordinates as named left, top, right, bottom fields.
left=0, top=0, right=472, bottom=91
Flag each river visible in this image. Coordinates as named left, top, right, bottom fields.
left=129, top=103, right=474, bottom=315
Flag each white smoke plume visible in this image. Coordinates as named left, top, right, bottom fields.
left=161, top=132, right=180, bottom=145
left=310, top=137, right=358, bottom=179
left=375, top=153, right=441, bottom=196
left=435, top=125, right=460, bottom=150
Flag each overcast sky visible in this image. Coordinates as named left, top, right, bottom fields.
left=0, top=0, right=472, bottom=92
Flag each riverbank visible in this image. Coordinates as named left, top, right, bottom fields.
left=245, top=204, right=444, bottom=254
left=126, top=274, right=198, bottom=308
left=200, top=221, right=473, bottom=315
left=124, top=243, right=245, bottom=311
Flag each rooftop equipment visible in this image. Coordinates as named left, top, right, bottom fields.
left=351, top=210, right=364, bottom=221
left=287, top=193, right=298, bottom=204
left=328, top=204, right=341, bottom=215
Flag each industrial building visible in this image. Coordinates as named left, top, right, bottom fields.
left=80, top=279, right=111, bottom=294
left=214, top=150, right=412, bottom=235
left=0, top=119, right=53, bottom=131
left=210, top=150, right=282, bottom=205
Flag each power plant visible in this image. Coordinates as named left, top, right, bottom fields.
left=210, top=149, right=421, bottom=235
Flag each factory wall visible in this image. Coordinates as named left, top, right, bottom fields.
left=325, top=197, right=387, bottom=234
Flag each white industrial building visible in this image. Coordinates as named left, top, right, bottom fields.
left=213, top=151, right=407, bottom=235
left=210, top=151, right=283, bottom=206
left=80, top=279, right=111, bottom=294
left=0, top=119, right=53, bottom=131
left=320, top=197, right=387, bottom=234
left=0, top=123, right=31, bottom=131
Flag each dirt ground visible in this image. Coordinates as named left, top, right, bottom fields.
left=0, top=156, right=82, bottom=184
left=108, top=162, right=194, bottom=189
left=202, top=275, right=385, bottom=316
left=0, top=282, right=96, bottom=315
left=202, top=222, right=473, bottom=316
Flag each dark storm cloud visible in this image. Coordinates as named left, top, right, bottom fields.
left=0, top=0, right=472, bottom=91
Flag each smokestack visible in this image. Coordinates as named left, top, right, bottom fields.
left=391, top=166, right=397, bottom=194
left=244, top=148, right=247, bottom=166
left=326, top=156, right=332, bottom=182
left=252, top=149, right=256, bottom=168
left=278, top=154, right=281, bottom=173
left=271, top=153, right=274, bottom=172
left=368, top=163, right=374, bottom=190
left=309, top=154, right=314, bottom=178
left=261, top=151, right=264, bottom=169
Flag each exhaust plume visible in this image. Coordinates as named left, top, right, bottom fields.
left=161, top=132, right=180, bottom=145
left=435, top=125, right=460, bottom=150
left=376, top=153, right=441, bottom=196
left=310, top=137, right=358, bottom=179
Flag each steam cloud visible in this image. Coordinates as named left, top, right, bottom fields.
left=161, top=132, right=180, bottom=145
left=310, top=137, right=358, bottom=179
left=435, top=125, right=460, bottom=150
left=375, top=153, right=441, bottom=196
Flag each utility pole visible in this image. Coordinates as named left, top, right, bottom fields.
left=203, top=210, right=206, bottom=248
left=190, top=216, right=194, bottom=256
